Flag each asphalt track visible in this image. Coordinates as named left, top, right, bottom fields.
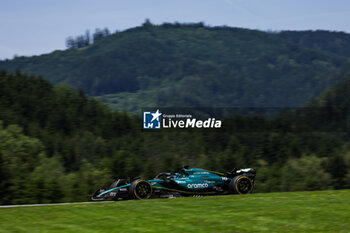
left=0, top=201, right=111, bottom=208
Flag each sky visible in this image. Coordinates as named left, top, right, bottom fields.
left=1, top=0, right=350, bottom=60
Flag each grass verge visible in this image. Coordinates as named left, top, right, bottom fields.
left=0, top=190, right=349, bottom=233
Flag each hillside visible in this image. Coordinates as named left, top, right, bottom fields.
left=1, top=190, right=349, bottom=233
left=1, top=71, right=350, bottom=205
left=1, top=23, right=350, bottom=111
left=278, top=30, right=350, bottom=58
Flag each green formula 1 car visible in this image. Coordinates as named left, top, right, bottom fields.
left=92, top=166, right=256, bottom=201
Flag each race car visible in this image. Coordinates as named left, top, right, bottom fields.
left=91, top=166, right=256, bottom=201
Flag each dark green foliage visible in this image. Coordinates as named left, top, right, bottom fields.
left=278, top=30, right=350, bottom=58
left=1, top=24, right=350, bottom=111
left=281, top=155, right=331, bottom=191
left=0, top=71, right=141, bottom=203
left=1, top=24, right=350, bottom=204
left=0, top=123, right=45, bottom=204
left=1, top=70, right=350, bottom=204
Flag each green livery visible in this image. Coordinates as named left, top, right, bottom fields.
left=92, top=166, right=256, bottom=201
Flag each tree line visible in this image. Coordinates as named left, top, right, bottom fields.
left=66, top=28, right=111, bottom=49
left=0, top=70, right=350, bottom=204
left=2, top=22, right=349, bottom=107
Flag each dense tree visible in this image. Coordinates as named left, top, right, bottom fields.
left=281, top=155, right=332, bottom=191
left=0, top=123, right=45, bottom=204
left=1, top=66, right=350, bottom=204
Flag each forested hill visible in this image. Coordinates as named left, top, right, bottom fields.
left=1, top=23, right=350, bottom=111
left=1, top=70, right=350, bottom=204
left=278, top=30, right=350, bottom=58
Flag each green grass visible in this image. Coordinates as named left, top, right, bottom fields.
left=1, top=190, right=350, bottom=233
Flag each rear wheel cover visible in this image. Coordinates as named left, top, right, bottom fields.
left=230, top=176, right=253, bottom=194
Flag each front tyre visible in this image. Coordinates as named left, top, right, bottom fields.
left=129, top=179, right=153, bottom=200
left=229, top=175, right=253, bottom=194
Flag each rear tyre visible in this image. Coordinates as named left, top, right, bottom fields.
left=229, top=175, right=253, bottom=194
left=129, top=179, right=153, bottom=200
